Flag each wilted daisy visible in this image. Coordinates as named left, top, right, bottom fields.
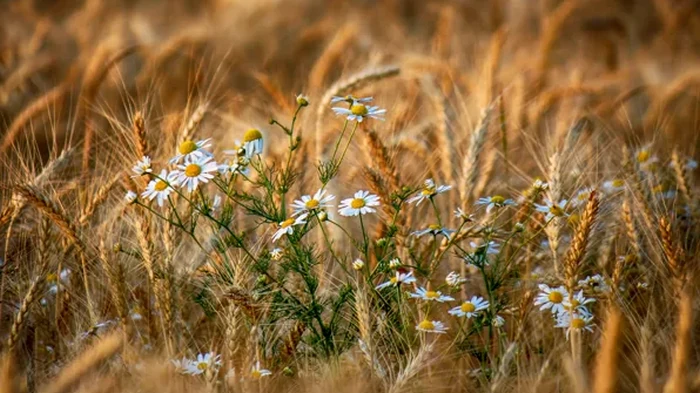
left=242, top=129, right=263, bottom=157
left=171, top=156, right=218, bottom=192
left=131, top=156, right=152, bottom=177
left=635, top=145, right=658, bottom=169
left=416, top=319, right=448, bottom=334
left=338, top=191, right=380, bottom=216
left=555, top=312, right=594, bottom=339
left=169, top=138, right=212, bottom=164
left=476, top=195, right=517, bottom=213
left=388, top=258, right=402, bottom=269
left=577, top=274, right=611, bottom=294
left=492, top=315, right=505, bottom=327
left=534, top=284, right=568, bottom=315
left=563, top=290, right=595, bottom=314
left=602, top=179, right=625, bottom=193
left=445, top=271, right=466, bottom=287
left=330, top=95, right=373, bottom=104
left=332, top=99, right=386, bottom=122
left=454, top=207, right=475, bottom=222
left=534, top=199, right=569, bottom=221
left=407, top=179, right=452, bottom=205
left=410, top=287, right=455, bottom=302
left=171, top=357, right=192, bottom=374
left=250, top=361, right=272, bottom=379
left=125, top=190, right=138, bottom=204
left=571, top=187, right=594, bottom=207
left=185, top=352, right=222, bottom=375
left=270, top=248, right=283, bottom=261
left=375, top=270, right=416, bottom=290
left=291, top=189, right=335, bottom=217
left=532, top=179, right=549, bottom=191
left=352, top=259, right=365, bottom=271
left=141, top=170, right=175, bottom=207
left=449, top=296, right=489, bottom=318
left=470, top=240, right=499, bottom=255
left=413, top=224, right=454, bottom=238
left=272, top=214, right=308, bottom=242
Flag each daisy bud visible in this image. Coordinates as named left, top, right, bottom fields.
left=352, top=259, right=365, bottom=271
left=317, top=211, right=328, bottom=222
left=376, top=237, right=388, bottom=247
left=514, top=222, right=525, bottom=232
left=445, top=271, right=465, bottom=286
left=256, top=275, right=268, bottom=285
left=296, top=94, right=309, bottom=107
left=389, top=258, right=401, bottom=269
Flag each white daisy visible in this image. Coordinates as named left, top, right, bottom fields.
left=184, top=352, right=222, bottom=375
left=131, top=156, right=152, bottom=177
left=577, top=274, right=610, bottom=294
left=338, top=191, right=380, bottom=216
left=475, top=195, right=517, bottom=213
left=412, top=224, right=454, bottom=238
left=125, top=190, right=138, bottom=204
left=272, top=214, right=308, bottom=242
left=291, top=189, right=335, bottom=217
left=250, top=361, right=272, bottom=379
left=171, top=357, right=191, bottom=374
left=448, top=296, right=489, bottom=318
left=169, top=138, right=213, bottom=164
left=635, top=145, right=658, bottom=170
left=534, top=284, right=568, bottom=315
left=534, top=199, right=569, bottom=221
left=171, top=156, right=219, bottom=193
left=445, top=271, right=466, bottom=287
left=492, top=315, right=505, bottom=327
left=602, top=179, right=625, bottom=193
left=407, top=179, right=452, bottom=205
left=469, top=240, right=499, bottom=255
left=242, top=129, right=263, bottom=157
left=388, top=258, right=402, bottom=269
left=532, top=179, right=549, bottom=191
left=563, top=290, right=595, bottom=314
left=555, top=312, right=594, bottom=339
left=571, top=187, right=595, bottom=208
left=141, top=170, right=175, bottom=207
left=352, top=259, right=365, bottom=270
left=454, top=207, right=475, bottom=222
left=416, top=319, right=448, bottom=334
left=375, top=270, right=416, bottom=290
left=47, top=269, right=71, bottom=294
left=410, top=287, right=454, bottom=302
left=332, top=100, right=386, bottom=122
left=270, top=248, right=283, bottom=261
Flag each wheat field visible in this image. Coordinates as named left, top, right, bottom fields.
left=0, top=0, right=699, bottom=392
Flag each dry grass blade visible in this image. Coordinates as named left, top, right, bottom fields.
left=663, top=290, right=693, bottom=393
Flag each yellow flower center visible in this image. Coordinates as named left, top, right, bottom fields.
left=460, top=302, right=476, bottom=313
left=350, top=104, right=368, bottom=116
left=243, top=128, right=263, bottom=142
left=428, top=224, right=442, bottom=231
left=184, top=164, right=202, bottom=177
left=305, top=199, right=320, bottom=209
left=389, top=277, right=398, bottom=284
left=251, top=369, right=262, bottom=379
left=549, top=204, right=565, bottom=217
left=154, top=181, right=168, bottom=191
left=197, top=362, right=208, bottom=371
left=548, top=291, right=564, bottom=303
left=46, top=273, right=57, bottom=282
left=568, top=214, right=580, bottom=225
left=577, top=192, right=589, bottom=201
left=350, top=198, right=366, bottom=209
left=612, top=179, right=624, bottom=187
left=569, top=299, right=580, bottom=308
left=491, top=195, right=505, bottom=204
left=425, top=291, right=439, bottom=299
left=571, top=318, right=586, bottom=329
left=421, top=187, right=436, bottom=196
left=418, top=320, right=435, bottom=330
left=178, top=140, right=197, bottom=155
left=637, top=150, right=650, bottom=163
left=280, top=218, right=295, bottom=228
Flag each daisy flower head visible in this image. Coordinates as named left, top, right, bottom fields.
left=330, top=95, right=372, bottom=104
left=413, top=224, right=454, bottom=238
left=445, top=271, right=466, bottom=287
left=454, top=207, right=475, bottom=222
left=125, top=190, right=138, bottom=204
left=388, top=258, right=402, bottom=269
left=171, top=357, right=192, bottom=374
left=332, top=98, right=386, bottom=122
left=291, top=189, right=335, bottom=217
left=534, top=199, right=569, bottom=221
left=131, top=156, right=152, bottom=177
left=577, top=274, right=611, bottom=294
left=169, top=138, right=212, bottom=164
left=492, top=315, right=505, bottom=327
left=449, top=296, right=489, bottom=318
left=242, top=128, right=263, bottom=157
left=534, top=284, right=568, bottom=315
left=470, top=240, right=500, bottom=255
left=296, top=93, right=309, bottom=107
left=171, top=156, right=218, bottom=193
left=602, top=179, right=625, bottom=193
left=250, top=361, right=272, bottom=379
left=338, top=191, right=380, bottom=216
left=270, top=248, right=283, bottom=261
left=555, top=311, right=594, bottom=339
left=475, top=195, right=517, bottom=213
left=563, top=290, right=595, bottom=314
left=635, top=145, right=658, bottom=170
left=571, top=187, right=595, bottom=208
left=532, top=179, right=549, bottom=192
left=375, top=270, right=416, bottom=290
left=272, top=214, right=308, bottom=242
left=141, top=170, right=175, bottom=207
left=416, top=319, right=448, bottom=334
left=410, top=287, right=455, bottom=302
left=185, top=352, right=222, bottom=375
left=352, top=259, right=365, bottom=271
left=407, top=179, right=452, bottom=205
